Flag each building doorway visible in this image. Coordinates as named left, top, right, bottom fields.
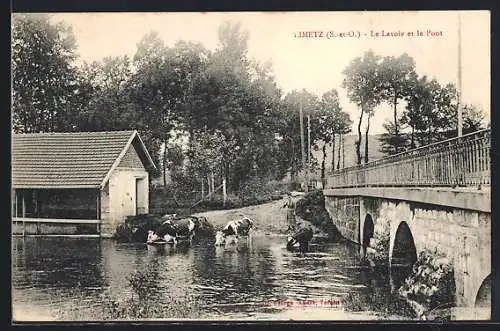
left=135, top=177, right=146, bottom=215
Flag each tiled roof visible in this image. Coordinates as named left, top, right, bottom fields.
left=12, top=130, right=155, bottom=189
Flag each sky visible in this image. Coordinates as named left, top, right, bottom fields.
left=40, top=10, right=490, bottom=134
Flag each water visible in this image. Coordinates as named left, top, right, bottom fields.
left=12, top=235, right=418, bottom=321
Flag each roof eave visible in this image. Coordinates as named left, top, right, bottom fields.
left=12, top=185, right=100, bottom=189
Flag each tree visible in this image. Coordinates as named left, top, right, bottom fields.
left=277, top=89, right=320, bottom=182
left=186, top=130, right=237, bottom=197
left=379, top=54, right=417, bottom=153
left=403, top=76, right=447, bottom=147
left=342, top=50, right=383, bottom=164
left=77, top=56, right=133, bottom=131
left=462, top=104, right=486, bottom=133
left=192, top=22, right=283, bottom=191
left=12, top=13, right=80, bottom=133
left=276, top=94, right=301, bottom=181
left=432, top=83, right=459, bottom=141
left=442, top=100, right=486, bottom=138
left=336, top=111, right=353, bottom=169
left=126, top=33, right=211, bottom=185
left=402, top=76, right=485, bottom=149
left=378, top=120, right=410, bottom=155
left=129, top=32, right=175, bottom=185
left=164, top=143, right=186, bottom=183
left=168, top=40, right=211, bottom=133
left=316, top=89, right=352, bottom=184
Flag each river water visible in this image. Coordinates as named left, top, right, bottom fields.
left=12, top=235, right=420, bottom=321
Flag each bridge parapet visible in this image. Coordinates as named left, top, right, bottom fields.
left=326, top=129, right=490, bottom=189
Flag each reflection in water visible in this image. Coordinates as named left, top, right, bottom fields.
left=12, top=235, right=419, bottom=320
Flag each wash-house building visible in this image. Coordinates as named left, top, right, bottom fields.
left=12, top=130, right=156, bottom=236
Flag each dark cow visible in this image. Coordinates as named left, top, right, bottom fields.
left=215, top=217, right=254, bottom=246
left=148, top=215, right=201, bottom=245
left=286, top=223, right=313, bottom=252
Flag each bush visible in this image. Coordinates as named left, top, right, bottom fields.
left=398, top=248, right=456, bottom=319
left=236, top=177, right=287, bottom=206
left=364, top=217, right=391, bottom=267
left=295, top=190, right=342, bottom=242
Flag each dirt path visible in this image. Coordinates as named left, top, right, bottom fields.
left=192, top=197, right=324, bottom=236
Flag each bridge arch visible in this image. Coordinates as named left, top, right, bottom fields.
left=390, top=221, right=417, bottom=267
left=362, top=214, right=374, bottom=257
left=389, top=221, right=418, bottom=291
left=475, top=274, right=491, bottom=308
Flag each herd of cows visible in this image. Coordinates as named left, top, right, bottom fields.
left=144, top=214, right=315, bottom=252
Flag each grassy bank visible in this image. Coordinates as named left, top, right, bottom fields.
left=148, top=180, right=290, bottom=216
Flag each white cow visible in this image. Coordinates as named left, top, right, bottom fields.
left=215, top=217, right=254, bottom=246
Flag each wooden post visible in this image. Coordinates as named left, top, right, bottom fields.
left=34, top=190, right=39, bottom=218
left=201, top=179, right=205, bottom=201
left=222, top=177, right=227, bottom=206
left=211, top=172, right=215, bottom=198
left=207, top=175, right=212, bottom=195
left=14, top=190, right=18, bottom=217
left=96, top=190, right=101, bottom=236
left=22, top=192, right=26, bottom=237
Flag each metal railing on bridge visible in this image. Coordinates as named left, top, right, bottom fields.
left=326, top=129, right=490, bottom=188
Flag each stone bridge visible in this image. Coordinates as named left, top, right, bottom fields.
left=323, top=129, right=491, bottom=316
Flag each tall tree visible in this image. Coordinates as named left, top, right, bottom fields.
left=336, top=111, right=352, bottom=169
left=129, top=32, right=174, bottom=185
left=278, top=90, right=320, bottom=182
left=127, top=33, right=210, bottom=185
left=316, top=89, right=352, bottom=184
left=198, top=22, right=283, bottom=191
left=342, top=50, right=383, bottom=164
left=378, top=54, right=416, bottom=153
left=77, top=56, right=133, bottom=131
left=12, top=13, right=80, bottom=133
left=402, top=77, right=485, bottom=149
left=402, top=75, right=429, bottom=149
left=277, top=94, right=301, bottom=181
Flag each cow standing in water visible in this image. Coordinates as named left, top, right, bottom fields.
left=286, top=223, right=313, bottom=253
left=148, top=215, right=201, bottom=245
left=215, top=217, right=254, bottom=246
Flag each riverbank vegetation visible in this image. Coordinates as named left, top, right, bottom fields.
left=364, top=218, right=391, bottom=267
left=295, top=190, right=342, bottom=242
left=398, top=248, right=455, bottom=320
